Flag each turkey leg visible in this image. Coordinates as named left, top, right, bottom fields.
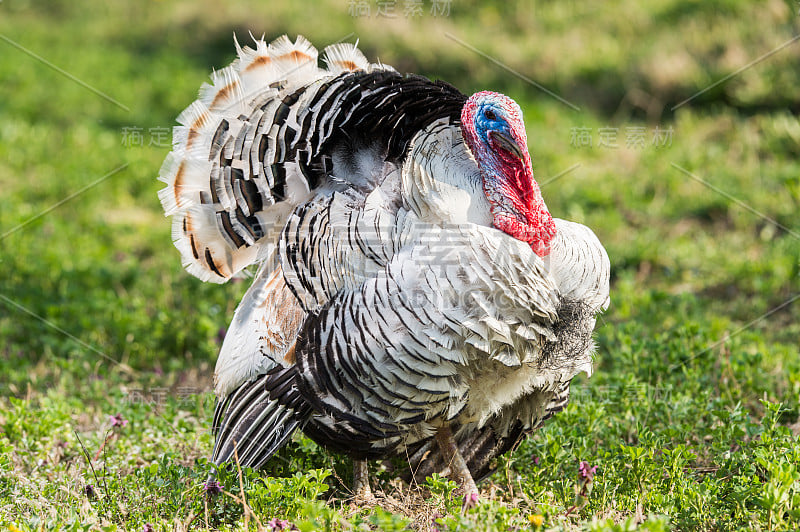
left=353, top=459, right=374, bottom=501
left=434, top=425, right=478, bottom=500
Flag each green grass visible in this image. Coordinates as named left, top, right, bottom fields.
left=1, top=0, right=799, bottom=530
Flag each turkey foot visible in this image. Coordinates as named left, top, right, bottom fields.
left=434, top=424, right=479, bottom=510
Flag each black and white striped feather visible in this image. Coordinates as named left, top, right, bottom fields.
left=162, top=35, right=610, bottom=478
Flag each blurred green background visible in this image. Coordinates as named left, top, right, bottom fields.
left=1, top=0, right=799, bottom=529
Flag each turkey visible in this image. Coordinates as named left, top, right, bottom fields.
left=158, top=34, right=610, bottom=500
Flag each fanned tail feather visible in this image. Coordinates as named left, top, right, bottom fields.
left=158, top=34, right=390, bottom=282
left=322, top=42, right=371, bottom=75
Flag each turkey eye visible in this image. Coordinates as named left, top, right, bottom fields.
left=484, top=109, right=496, bottom=121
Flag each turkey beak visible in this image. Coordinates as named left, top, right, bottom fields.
left=489, top=130, right=525, bottom=160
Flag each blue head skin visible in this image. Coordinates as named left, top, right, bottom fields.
left=470, top=95, right=526, bottom=161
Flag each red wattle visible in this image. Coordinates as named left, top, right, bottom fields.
left=493, top=210, right=556, bottom=257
